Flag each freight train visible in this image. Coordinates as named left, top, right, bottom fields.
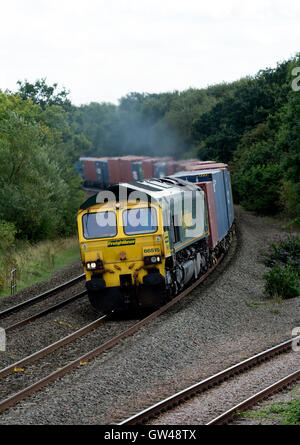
left=77, top=160, right=234, bottom=312
left=77, top=155, right=179, bottom=188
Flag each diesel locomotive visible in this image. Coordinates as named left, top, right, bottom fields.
left=77, top=168, right=234, bottom=312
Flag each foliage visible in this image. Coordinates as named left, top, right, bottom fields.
left=70, top=56, right=300, bottom=221
left=263, top=235, right=300, bottom=299
left=0, top=236, right=79, bottom=296
left=232, top=163, right=282, bottom=214
left=242, top=396, right=300, bottom=425
left=1, top=53, right=299, bottom=250
left=274, top=398, right=300, bottom=425
left=15, top=78, right=72, bottom=111
left=264, top=234, right=300, bottom=267
left=0, top=220, right=17, bottom=251
left=0, top=86, right=85, bottom=242
left=264, top=263, right=299, bottom=299
left=280, top=181, right=300, bottom=225
left=74, top=86, right=232, bottom=159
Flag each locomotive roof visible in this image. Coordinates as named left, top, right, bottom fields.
left=79, top=177, right=200, bottom=210
left=172, top=169, right=221, bottom=176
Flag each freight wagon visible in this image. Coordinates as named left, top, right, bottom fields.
left=171, top=167, right=234, bottom=251
left=78, top=156, right=178, bottom=188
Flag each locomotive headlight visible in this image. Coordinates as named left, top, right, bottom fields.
left=86, top=260, right=103, bottom=270
left=144, top=255, right=161, bottom=265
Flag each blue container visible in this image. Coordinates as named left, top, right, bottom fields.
left=132, top=161, right=143, bottom=181
left=75, top=159, right=84, bottom=178
left=222, top=168, right=234, bottom=228
left=95, top=160, right=109, bottom=187
left=154, top=162, right=166, bottom=178
left=172, top=171, right=213, bottom=183
left=172, top=168, right=234, bottom=241
left=194, top=169, right=229, bottom=242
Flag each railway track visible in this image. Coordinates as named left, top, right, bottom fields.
left=117, top=336, right=300, bottom=425
left=4, top=290, right=87, bottom=332
left=0, top=250, right=227, bottom=415
left=0, top=274, right=86, bottom=332
left=0, top=274, right=85, bottom=318
left=207, top=368, right=300, bottom=425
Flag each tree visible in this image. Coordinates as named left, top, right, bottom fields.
left=15, top=78, right=72, bottom=111
left=0, top=92, right=84, bottom=240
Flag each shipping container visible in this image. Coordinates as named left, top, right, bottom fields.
left=184, top=162, right=229, bottom=171
left=199, top=181, right=219, bottom=249
left=199, top=169, right=230, bottom=240
left=82, top=157, right=98, bottom=184
left=222, top=167, right=234, bottom=228
left=132, top=161, right=143, bottom=181
left=172, top=169, right=232, bottom=243
left=141, top=159, right=154, bottom=179
left=76, top=159, right=85, bottom=178
left=94, top=159, right=108, bottom=187
left=171, top=171, right=219, bottom=248
left=119, top=158, right=134, bottom=182
left=154, top=162, right=166, bottom=178
left=107, top=157, right=121, bottom=184
left=171, top=171, right=211, bottom=183
left=165, top=161, right=177, bottom=176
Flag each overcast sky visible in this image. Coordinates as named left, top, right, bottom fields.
left=0, top=0, right=299, bottom=105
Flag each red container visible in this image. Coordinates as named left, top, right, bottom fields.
left=82, top=157, right=98, bottom=182
left=175, top=160, right=195, bottom=171
left=194, top=161, right=216, bottom=165
left=172, top=161, right=183, bottom=173
left=143, top=157, right=160, bottom=178
left=119, top=156, right=141, bottom=182
left=107, top=157, right=121, bottom=183
left=165, top=161, right=177, bottom=176
left=119, top=159, right=132, bottom=182
left=197, top=181, right=219, bottom=249
left=142, top=159, right=154, bottom=179
left=187, top=162, right=229, bottom=171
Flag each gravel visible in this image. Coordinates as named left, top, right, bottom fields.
left=148, top=350, right=300, bottom=424
left=0, top=207, right=299, bottom=424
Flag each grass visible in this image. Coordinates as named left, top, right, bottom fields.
left=0, top=237, right=81, bottom=298
left=241, top=389, right=300, bottom=425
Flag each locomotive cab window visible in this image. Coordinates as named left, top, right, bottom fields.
left=123, top=207, right=158, bottom=235
left=82, top=211, right=117, bottom=239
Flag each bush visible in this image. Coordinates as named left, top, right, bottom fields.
left=280, top=181, right=300, bottom=226
left=263, top=234, right=300, bottom=299
left=0, top=220, right=17, bottom=251
left=264, top=263, right=299, bottom=299
left=233, top=164, right=282, bottom=214
left=264, top=234, right=300, bottom=268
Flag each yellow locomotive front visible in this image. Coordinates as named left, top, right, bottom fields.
left=77, top=196, right=166, bottom=312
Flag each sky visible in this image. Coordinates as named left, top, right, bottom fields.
left=0, top=0, right=299, bottom=105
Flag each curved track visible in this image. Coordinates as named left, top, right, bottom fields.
left=0, top=275, right=86, bottom=332
left=0, top=247, right=228, bottom=415
left=207, top=368, right=300, bottom=425
left=118, top=336, right=300, bottom=425
left=0, top=274, right=85, bottom=318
